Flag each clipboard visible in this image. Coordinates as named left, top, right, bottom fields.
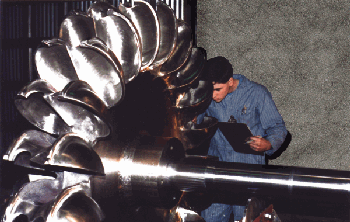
left=218, top=122, right=264, bottom=156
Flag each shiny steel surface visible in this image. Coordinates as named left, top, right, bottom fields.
left=2, top=179, right=61, bottom=222
left=44, top=92, right=110, bottom=143
left=31, top=133, right=104, bottom=175
left=163, top=103, right=216, bottom=150
left=2, top=178, right=102, bottom=222
left=166, top=47, right=207, bottom=89
left=178, top=116, right=218, bottom=150
left=58, top=80, right=108, bottom=118
left=59, top=12, right=96, bottom=48
left=14, top=80, right=71, bottom=135
left=47, top=183, right=104, bottom=222
left=3, top=1, right=227, bottom=222
left=162, top=79, right=214, bottom=150
left=169, top=161, right=350, bottom=203
left=173, top=80, right=212, bottom=109
left=14, top=79, right=110, bottom=141
left=67, top=38, right=124, bottom=108
left=91, top=137, right=184, bottom=208
left=16, top=78, right=57, bottom=96
left=3, top=130, right=56, bottom=168
left=91, top=136, right=350, bottom=210
left=35, top=38, right=78, bottom=91
left=93, top=9, right=142, bottom=83
left=149, top=1, right=177, bottom=69
left=118, top=0, right=160, bottom=70
left=87, top=1, right=116, bottom=20
left=158, top=20, right=193, bottom=76
left=7, top=130, right=350, bottom=222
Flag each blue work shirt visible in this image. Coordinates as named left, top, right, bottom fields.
left=198, top=74, right=287, bottom=164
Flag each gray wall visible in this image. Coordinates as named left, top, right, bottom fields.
left=197, top=0, right=350, bottom=170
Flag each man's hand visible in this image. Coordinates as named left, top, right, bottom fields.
left=192, top=116, right=198, bottom=123
left=247, top=136, right=271, bottom=152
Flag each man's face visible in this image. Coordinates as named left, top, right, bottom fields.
left=212, top=80, right=232, bottom=103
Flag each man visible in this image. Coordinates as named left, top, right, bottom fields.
left=198, top=56, right=287, bottom=222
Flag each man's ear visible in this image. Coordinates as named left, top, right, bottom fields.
left=228, top=77, right=234, bottom=86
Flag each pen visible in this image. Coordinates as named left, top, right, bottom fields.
left=245, top=135, right=267, bottom=144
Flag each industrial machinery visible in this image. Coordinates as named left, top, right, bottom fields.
left=1, top=1, right=350, bottom=222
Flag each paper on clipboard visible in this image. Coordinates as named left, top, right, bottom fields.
left=218, top=122, right=264, bottom=156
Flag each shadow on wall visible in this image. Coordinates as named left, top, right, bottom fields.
left=266, top=131, right=292, bottom=164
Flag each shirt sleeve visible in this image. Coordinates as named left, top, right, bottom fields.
left=258, top=88, right=288, bottom=156
left=196, top=110, right=207, bottom=124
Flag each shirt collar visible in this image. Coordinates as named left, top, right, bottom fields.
left=232, top=74, right=248, bottom=89
left=221, top=74, right=247, bottom=101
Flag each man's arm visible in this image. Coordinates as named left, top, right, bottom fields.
left=251, top=88, right=287, bottom=155
left=196, top=111, right=207, bottom=124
